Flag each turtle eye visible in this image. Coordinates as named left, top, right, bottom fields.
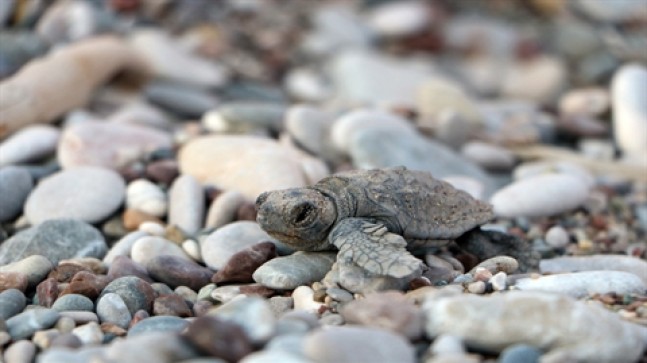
left=292, top=202, right=314, bottom=224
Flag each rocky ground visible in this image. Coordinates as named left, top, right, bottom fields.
left=0, top=0, right=646, bottom=362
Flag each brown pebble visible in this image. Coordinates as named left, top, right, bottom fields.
left=192, top=300, right=214, bottom=317
left=0, top=271, right=29, bottom=293
left=49, top=333, right=83, bottom=349
left=145, top=159, right=179, bottom=185
left=107, top=256, right=153, bottom=283
left=164, top=224, right=188, bottom=244
left=236, top=202, right=257, bottom=221
left=239, top=284, right=275, bottom=298
left=409, top=276, right=432, bottom=290
left=313, top=288, right=327, bottom=303
left=211, top=242, right=276, bottom=284
left=48, top=263, right=91, bottom=283
left=59, top=271, right=109, bottom=299
left=182, top=316, right=253, bottom=363
left=118, top=163, right=146, bottom=182
left=101, top=322, right=128, bottom=336
left=129, top=310, right=150, bottom=328
left=123, top=208, right=162, bottom=231
left=37, top=278, right=59, bottom=307
left=153, top=294, right=193, bottom=317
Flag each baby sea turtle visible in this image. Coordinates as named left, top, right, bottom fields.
left=256, top=167, right=537, bottom=279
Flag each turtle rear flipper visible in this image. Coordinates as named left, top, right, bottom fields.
left=456, top=228, right=540, bottom=272
left=330, top=218, right=423, bottom=278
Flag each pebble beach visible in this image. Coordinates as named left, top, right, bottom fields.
left=0, top=1, right=646, bottom=363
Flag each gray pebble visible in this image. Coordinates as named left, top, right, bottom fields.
left=52, top=294, right=94, bottom=312
left=128, top=316, right=189, bottom=337
left=168, top=174, right=204, bottom=236
left=209, top=296, right=276, bottom=344
left=4, top=339, right=36, bottom=363
left=326, top=287, right=353, bottom=302
left=146, top=81, right=218, bottom=118
left=101, top=276, right=155, bottom=315
left=0, top=289, right=26, bottom=320
left=96, top=293, right=132, bottom=329
left=0, top=166, right=33, bottom=222
left=253, top=252, right=336, bottom=290
left=514, top=270, right=646, bottom=298
left=6, top=308, right=60, bottom=340
left=498, top=344, right=542, bottom=363
left=0, top=219, right=107, bottom=265
left=0, top=255, right=53, bottom=288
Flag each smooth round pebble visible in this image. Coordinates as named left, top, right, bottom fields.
left=131, top=236, right=191, bottom=267
left=168, top=174, right=204, bottom=236
left=0, top=288, right=26, bottom=320
left=24, top=167, right=126, bottom=224
left=101, top=276, right=155, bottom=315
left=0, top=166, right=33, bottom=222
left=146, top=254, right=213, bottom=291
left=128, top=316, right=189, bottom=336
left=253, top=252, right=336, bottom=290
left=126, top=179, right=167, bottom=217
left=4, top=340, right=37, bottom=363
left=209, top=296, right=276, bottom=344
left=0, top=125, right=60, bottom=166
left=96, top=292, right=132, bottom=329
left=52, top=294, right=94, bottom=312
left=545, top=226, right=570, bottom=248
left=498, top=344, right=542, bottom=363
left=71, top=321, right=103, bottom=345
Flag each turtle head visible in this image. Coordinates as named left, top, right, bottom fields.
left=256, top=188, right=337, bottom=251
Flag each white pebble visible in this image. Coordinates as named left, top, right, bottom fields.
left=126, top=179, right=167, bottom=217
left=292, top=286, right=324, bottom=313
left=138, top=222, right=166, bottom=236
left=489, top=271, right=507, bottom=291
left=182, top=239, right=202, bottom=262
left=545, top=226, right=570, bottom=248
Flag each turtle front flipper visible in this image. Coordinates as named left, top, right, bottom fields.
left=329, top=218, right=423, bottom=278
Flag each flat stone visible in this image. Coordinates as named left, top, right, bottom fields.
left=96, top=292, right=132, bottom=329
left=181, top=316, right=253, bottom=362
left=146, top=255, right=213, bottom=291
left=168, top=174, right=205, bottom=236
left=514, top=271, right=646, bottom=298
left=131, top=236, right=192, bottom=267
left=340, top=291, right=423, bottom=339
left=178, top=135, right=309, bottom=200
left=540, top=255, right=647, bottom=285
left=0, top=288, right=26, bottom=319
left=6, top=309, right=60, bottom=340
left=212, top=242, right=277, bottom=284
left=490, top=174, right=590, bottom=218
left=0, top=166, right=33, bottom=222
left=58, top=120, right=172, bottom=170
left=128, top=316, right=189, bottom=337
left=513, top=160, right=595, bottom=188
left=52, top=294, right=94, bottom=312
left=468, top=256, right=519, bottom=275
left=0, top=219, right=107, bottom=265
left=201, top=221, right=283, bottom=270
left=253, top=252, right=336, bottom=290
left=101, top=276, right=155, bottom=315
left=0, top=125, right=60, bottom=166
left=208, top=296, right=276, bottom=344
left=303, top=325, right=416, bottom=363
left=24, top=167, right=126, bottom=224
left=423, top=291, right=647, bottom=363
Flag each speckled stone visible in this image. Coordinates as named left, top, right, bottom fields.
left=0, top=219, right=107, bottom=265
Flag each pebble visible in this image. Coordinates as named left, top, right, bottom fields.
left=100, top=276, right=155, bottom=315
left=209, top=296, right=275, bottom=344
left=292, top=286, right=324, bottom=313
left=512, top=160, right=595, bottom=188
left=96, top=293, right=132, bottom=329
left=106, top=255, right=152, bottom=283
left=58, top=120, right=172, bottom=170
left=0, top=166, right=33, bottom=222
left=178, top=135, right=310, bottom=200
left=0, top=271, right=28, bottom=292
left=559, top=87, right=609, bottom=117
left=102, top=231, right=148, bottom=265
left=253, top=252, right=336, bottom=290
left=573, top=0, right=647, bottom=22
left=146, top=255, right=213, bottom=291
left=212, top=242, right=277, bottom=284
left=145, top=159, right=179, bottom=186
left=514, top=270, right=646, bottom=298
left=429, top=334, right=465, bottom=356
left=303, top=325, right=416, bottom=363
left=24, top=167, right=126, bottom=224
left=540, top=255, right=647, bottom=284
left=285, top=105, right=337, bottom=160
left=181, top=316, right=253, bottom=362
left=6, top=309, right=60, bottom=340
left=325, top=287, right=353, bottom=303
left=72, top=321, right=103, bottom=345
left=168, top=174, right=204, bottom=236
left=0, top=289, right=26, bottom=320
left=202, top=102, right=285, bottom=134
left=201, top=221, right=282, bottom=270
left=182, top=239, right=202, bottom=261
left=4, top=340, right=36, bottom=363
left=0, top=125, right=59, bottom=166
left=108, top=101, right=171, bottom=129
left=468, top=256, right=519, bottom=275
left=367, top=0, right=430, bottom=38
left=611, top=63, right=647, bottom=165
left=153, top=294, right=193, bottom=317
left=130, top=29, right=229, bottom=88
left=544, top=225, right=570, bottom=248
left=128, top=316, right=189, bottom=337
left=106, top=331, right=197, bottom=362
left=0, top=219, right=107, bottom=265
left=145, top=81, right=220, bottom=118
left=490, top=174, right=590, bottom=218
left=126, top=179, right=167, bottom=217
left=0, top=255, right=53, bottom=289
left=467, top=281, right=486, bottom=294
left=498, top=344, right=542, bottom=363
left=130, top=236, right=192, bottom=267
left=340, top=291, right=423, bottom=339
left=501, top=56, right=566, bottom=104
left=489, top=272, right=507, bottom=291
left=460, top=141, right=516, bottom=171
left=424, top=291, right=647, bottom=363
left=284, top=68, right=332, bottom=102
left=58, top=311, right=98, bottom=325
left=205, top=190, right=247, bottom=229
left=52, top=294, right=94, bottom=312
